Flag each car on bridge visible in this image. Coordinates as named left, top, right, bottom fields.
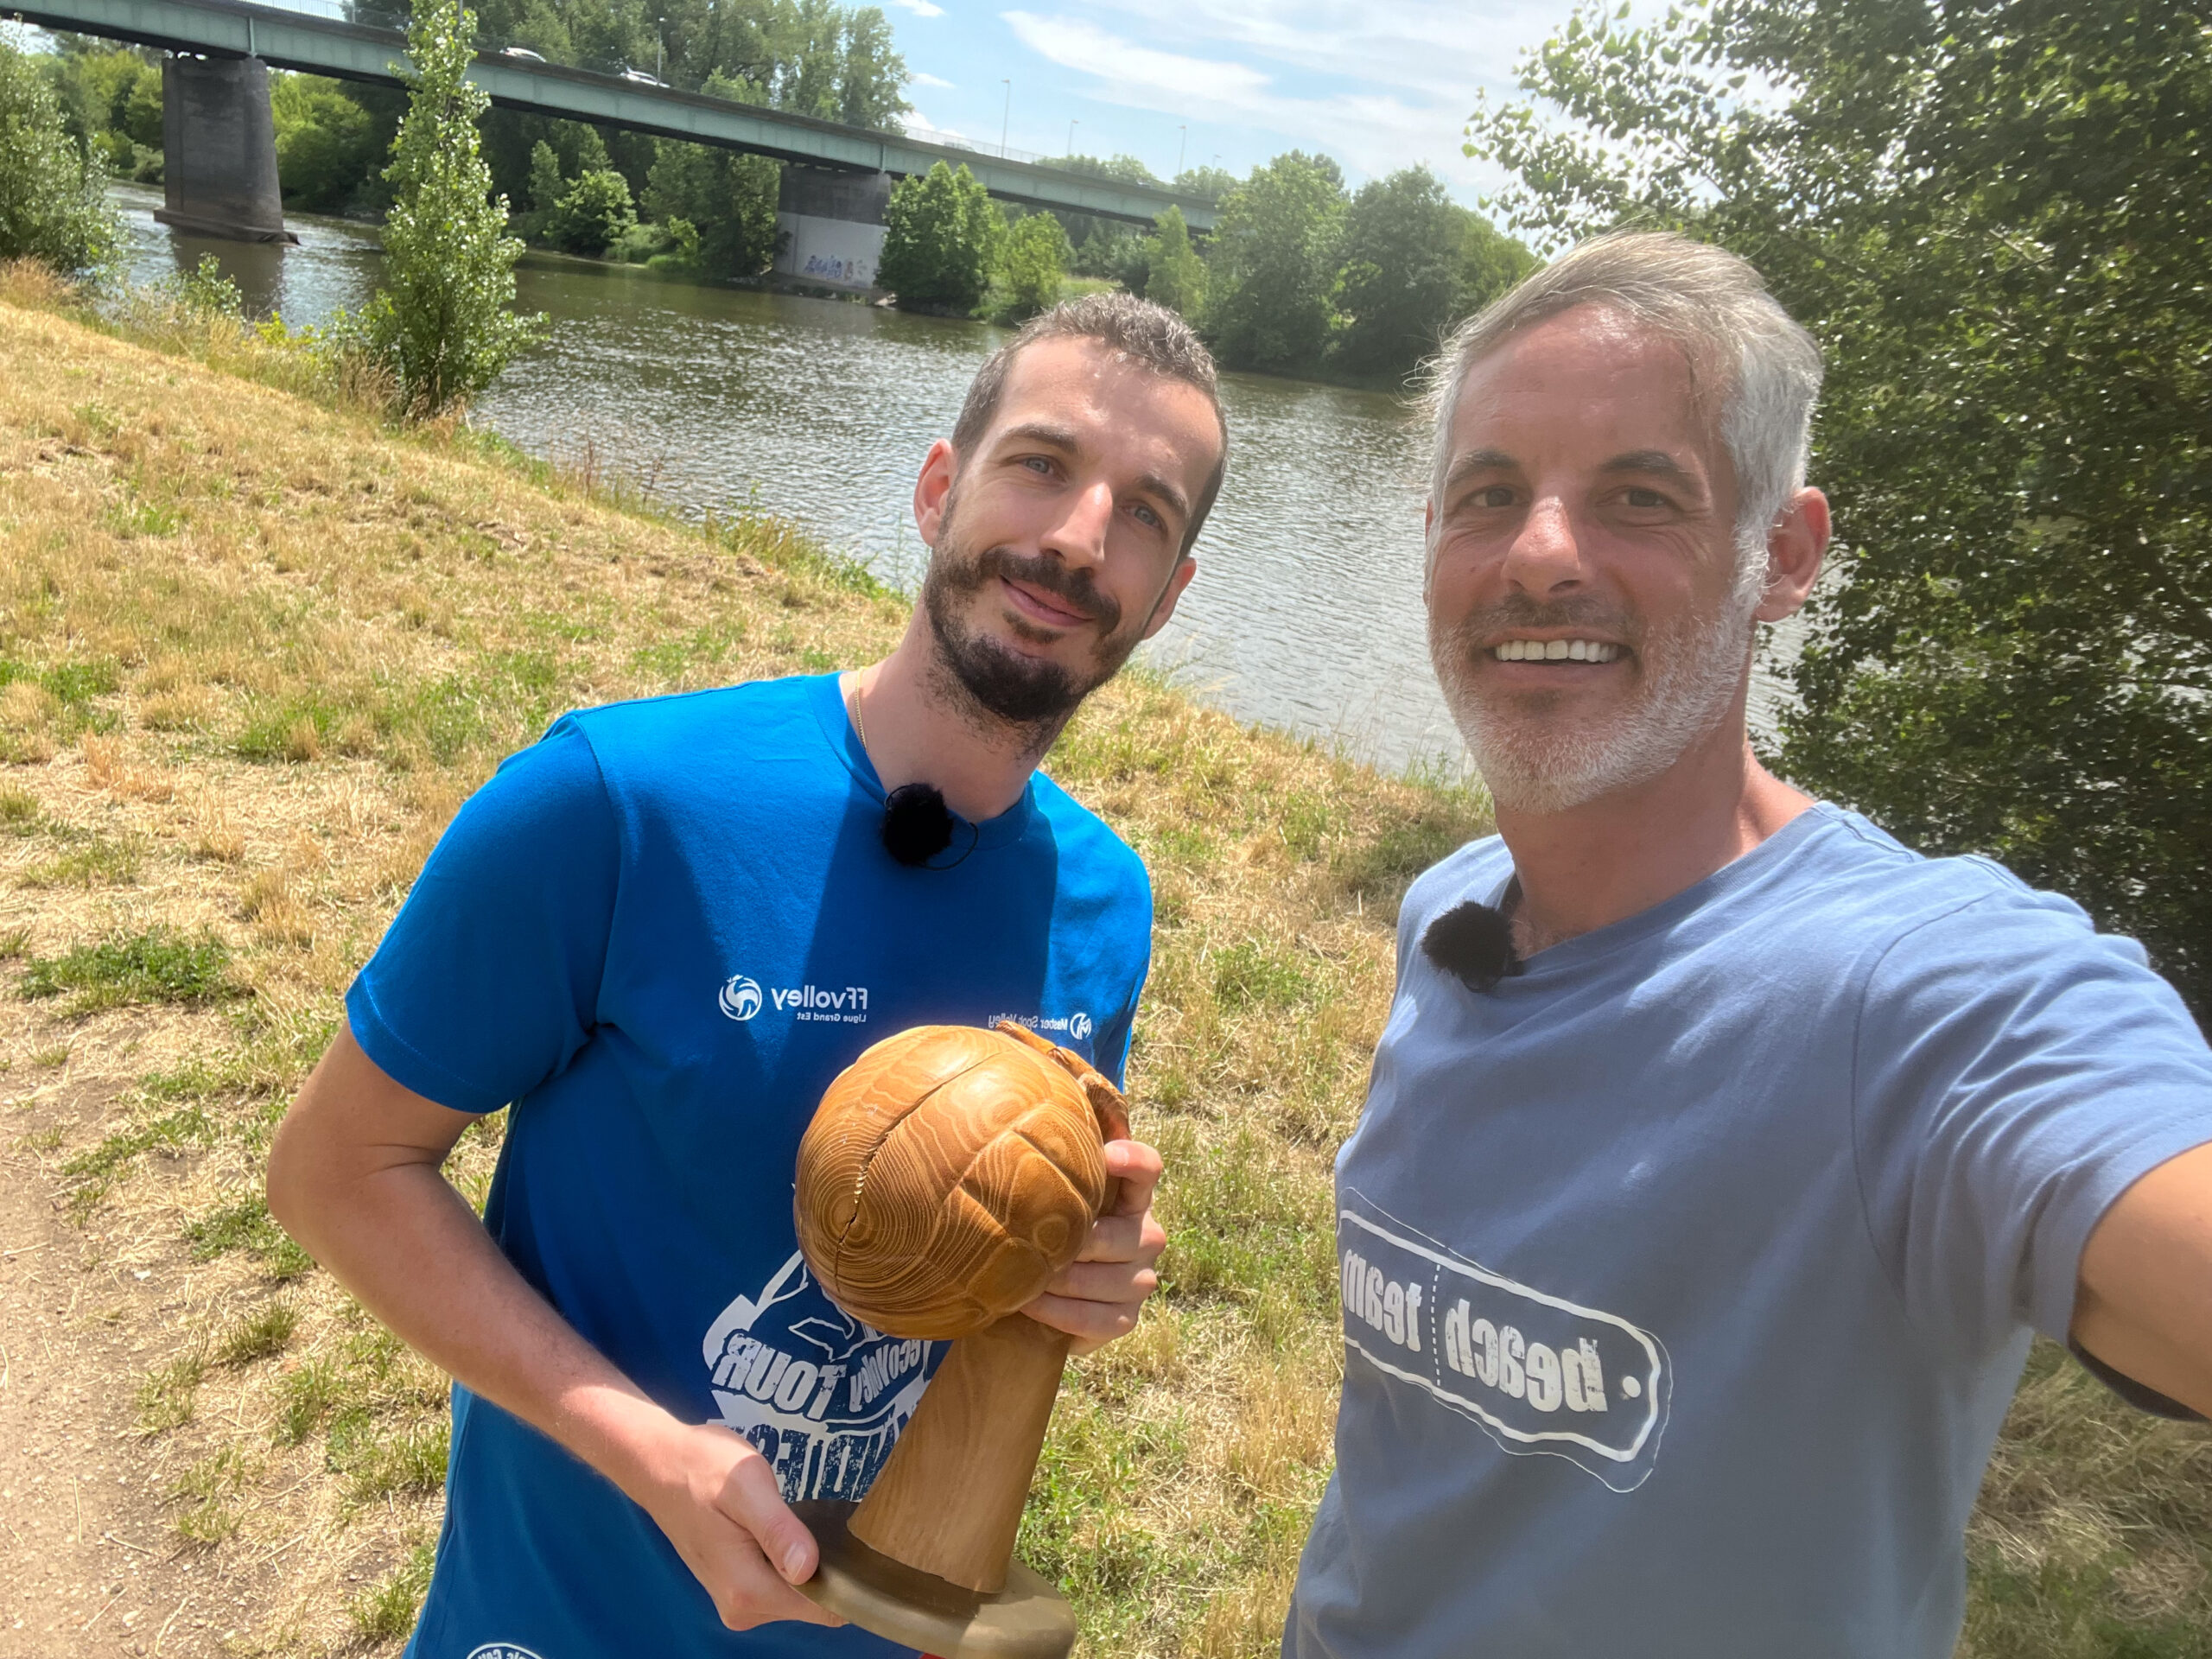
left=499, top=45, right=545, bottom=62
left=619, top=67, right=668, bottom=87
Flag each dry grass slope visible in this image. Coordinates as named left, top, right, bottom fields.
left=0, top=268, right=2205, bottom=1657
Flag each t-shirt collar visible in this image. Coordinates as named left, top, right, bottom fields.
left=806, top=671, right=1038, bottom=850
left=1485, top=801, right=1845, bottom=979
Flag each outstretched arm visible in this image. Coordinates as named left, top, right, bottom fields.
left=265, top=1026, right=842, bottom=1632
left=2073, top=1141, right=2212, bottom=1418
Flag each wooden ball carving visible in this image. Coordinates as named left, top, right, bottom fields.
left=795, top=1024, right=1114, bottom=1340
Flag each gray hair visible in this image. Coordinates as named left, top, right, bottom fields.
left=1419, top=232, right=1823, bottom=573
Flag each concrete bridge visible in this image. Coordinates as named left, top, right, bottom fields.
left=10, top=0, right=1216, bottom=272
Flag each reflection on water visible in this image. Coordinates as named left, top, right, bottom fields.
left=112, top=183, right=1794, bottom=773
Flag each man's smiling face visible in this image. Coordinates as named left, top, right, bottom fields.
left=917, top=336, right=1218, bottom=730
left=1425, top=304, right=1764, bottom=813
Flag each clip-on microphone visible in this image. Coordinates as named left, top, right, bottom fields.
left=1421, top=899, right=1523, bottom=994
left=881, top=783, right=957, bottom=867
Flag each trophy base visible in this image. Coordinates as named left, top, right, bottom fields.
left=791, top=1500, right=1077, bottom=1659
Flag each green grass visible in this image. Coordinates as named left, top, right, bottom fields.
left=169, top=1447, right=257, bottom=1544
left=0, top=655, right=121, bottom=708
left=20, top=830, right=143, bottom=888
left=1154, top=1122, right=1338, bottom=1313
left=213, top=1300, right=301, bottom=1366
left=330, top=1414, right=449, bottom=1504
left=276, top=1357, right=346, bottom=1446
left=185, top=1194, right=315, bottom=1279
left=60, top=1103, right=214, bottom=1211
left=349, top=1542, right=436, bottom=1643
left=1211, top=939, right=1313, bottom=1011
left=137, top=1348, right=207, bottom=1433
left=19, top=928, right=234, bottom=1014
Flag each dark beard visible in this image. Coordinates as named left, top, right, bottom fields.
left=921, top=527, right=1132, bottom=729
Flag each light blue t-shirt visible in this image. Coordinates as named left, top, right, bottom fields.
left=1287, top=804, right=2212, bottom=1659
left=345, top=673, right=1153, bottom=1659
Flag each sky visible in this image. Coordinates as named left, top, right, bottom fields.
left=886, top=0, right=1582, bottom=200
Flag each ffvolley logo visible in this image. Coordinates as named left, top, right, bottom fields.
left=719, top=974, right=872, bottom=1026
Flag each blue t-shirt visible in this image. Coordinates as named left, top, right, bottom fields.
left=1287, top=804, right=2212, bottom=1659
left=345, top=673, right=1153, bottom=1659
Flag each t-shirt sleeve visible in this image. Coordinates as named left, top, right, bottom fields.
left=1853, top=883, right=2212, bottom=1351
left=345, top=716, right=620, bottom=1115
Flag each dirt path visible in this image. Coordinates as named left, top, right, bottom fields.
left=0, top=1068, right=230, bottom=1659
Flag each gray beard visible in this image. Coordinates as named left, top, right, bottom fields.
left=1432, top=538, right=1766, bottom=815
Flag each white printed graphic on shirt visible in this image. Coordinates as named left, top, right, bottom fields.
left=700, top=1251, right=934, bottom=1501
left=1338, top=1189, right=1672, bottom=1492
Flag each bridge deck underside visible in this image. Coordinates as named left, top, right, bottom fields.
left=14, top=0, right=1216, bottom=228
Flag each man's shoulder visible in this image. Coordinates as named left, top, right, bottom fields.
left=1032, top=772, right=1149, bottom=898
left=1400, top=833, right=1513, bottom=936
left=1777, top=805, right=2099, bottom=953
left=560, top=673, right=823, bottom=759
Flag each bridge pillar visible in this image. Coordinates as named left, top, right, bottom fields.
left=156, top=55, right=298, bottom=245
left=773, top=166, right=890, bottom=292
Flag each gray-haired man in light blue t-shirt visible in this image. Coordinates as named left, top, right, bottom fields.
left=1285, top=232, right=2212, bottom=1659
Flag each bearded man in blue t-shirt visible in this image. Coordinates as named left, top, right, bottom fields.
left=1286, top=233, right=2212, bottom=1658
left=265, top=293, right=1229, bottom=1658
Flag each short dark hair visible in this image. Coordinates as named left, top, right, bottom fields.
left=950, top=292, right=1228, bottom=555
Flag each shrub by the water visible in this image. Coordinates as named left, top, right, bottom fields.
left=878, top=160, right=1000, bottom=314
left=995, top=210, right=1070, bottom=321
left=545, top=166, right=636, bottom=256
left=1143, top=206, right=1205, bottom=321
left=0, top=37, right=120, bottom=275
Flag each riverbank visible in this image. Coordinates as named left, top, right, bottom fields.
left=1, top=272, right=2205, bottom=1658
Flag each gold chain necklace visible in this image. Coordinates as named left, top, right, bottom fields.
left=849, top=677, right=868, bottom=752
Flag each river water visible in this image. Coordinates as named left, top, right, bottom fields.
left=113, top=186, right=1794, bottom=772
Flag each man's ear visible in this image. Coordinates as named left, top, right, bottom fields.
left=1754, top=486, right=1831, bottom=623
left=912, top=438, right=960, bottom=546
left=1138, top=555, right=1199, bottom=642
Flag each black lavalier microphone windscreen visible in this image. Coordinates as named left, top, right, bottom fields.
left=1421, top=899, right=1523, bottom=994
left=881, top=782, right=957, bottom=867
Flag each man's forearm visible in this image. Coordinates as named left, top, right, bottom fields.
left=266, top=1037, right=687, bottom=1507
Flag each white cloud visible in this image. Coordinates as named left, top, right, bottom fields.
left=887, top=0, right=945, bottom=16
left=911, top=70, right=956, bottom=89
left=902, top=107, right=976, bottom=148
left=1052, top=0, right=1560, bottom=105
left=1001, top=10, right=1497, bottom=187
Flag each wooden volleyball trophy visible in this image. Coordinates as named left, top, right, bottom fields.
left=789, top=1020, right=1131, bottom=1658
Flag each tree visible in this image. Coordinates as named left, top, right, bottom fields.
left=1061, top=153, right=1161, bottom=188
left=644, top=137, right=782, bottom=277
left=547, top=166, right=636, bottom=253
left=336, top=0, right=544, bottom=416
left=1466, top=0, right=2212, bottom=1017
left=271, top=73, right=382, bottom=213
left=836, top=6, right=909, bottom=130
left=996, top=209, right=1068, bottom=319
left=1204, top=151, right=1348, bottom=375
left=1173, top=164, right=1237, bottom=201
left=1332, top=166, right=1468, bottom=378
left=1143, top=205, right=1204, bottom=319
left=0, top=36, right=118, bottom=276
left=878, top=160, right=999, bottom=314
left=523, top=137, right=566, bottom=237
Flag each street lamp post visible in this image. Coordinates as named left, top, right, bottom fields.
left=1000, top=78, right=1011, bottom=158
left=1176, top=125, right=1186, bottom=179
left=1067, top=118, right=1077, bottom=156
